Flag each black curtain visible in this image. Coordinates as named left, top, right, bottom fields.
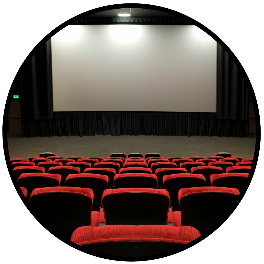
left=20, top=111, right=248, bottom=137
left=217, top=44, right=249, bottom=121
left=52, top=112, right=210, bottom=137
left=18, top=39, right=53, bottom=137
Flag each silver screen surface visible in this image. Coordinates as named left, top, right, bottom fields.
left=51, top=25, right=217, bottom=112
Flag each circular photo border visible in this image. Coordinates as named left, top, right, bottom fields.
left=1, top=1, right=263, bottom=263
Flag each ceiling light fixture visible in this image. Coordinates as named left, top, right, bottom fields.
left=117, top=8, right=131, bottom=17
left=118, top=14, right=131, bottom=17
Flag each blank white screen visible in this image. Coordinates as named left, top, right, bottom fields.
left=51, top=25, right=216, bottom=112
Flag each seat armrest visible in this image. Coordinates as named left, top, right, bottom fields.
left=98, top=208, right=106, bottom=226
left=167, top=208, right=174, bottom=226
left=91, top=211, right=100, bottom=227
left=172, top=211, right=182, bottom=227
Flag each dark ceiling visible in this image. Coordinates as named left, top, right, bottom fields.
left=88, top=8, right=175, bottom=17
left=71, top=8, right=192, bottom=25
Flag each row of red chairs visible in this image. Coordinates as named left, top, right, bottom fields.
left=11, top=153, right=252, bottom=177
left=10, top=156, right=253, bottom=170
left=26, top=186, right=239, bottom=239
left=18, top=171, right=249, bottom=211
left=12, top=162, right=252, bottom=187
left=11, top=151, right=253, bottom=165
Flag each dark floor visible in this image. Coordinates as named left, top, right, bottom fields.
left=5, top=133, right=257, bottom=160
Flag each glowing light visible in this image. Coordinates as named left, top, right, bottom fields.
left=53, top=25, right=83, bottom=42
left=118, top=14, right=131, bottom=17
left=192, top=26, right=213, bottom=41
left=109, top=25, right=142, bottom=43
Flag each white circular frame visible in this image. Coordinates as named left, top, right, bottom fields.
left=1, top=1, right=263, bottom=264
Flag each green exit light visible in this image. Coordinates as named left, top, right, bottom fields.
left=13, top=95, right=19, bottom=99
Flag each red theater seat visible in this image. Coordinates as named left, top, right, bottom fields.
left=126, top=158, right=145, bottom=163
left=88, top=157, right=104, bottom=162
left=27, top=156, right=42, bottom=162
left=77, top=158, right=99, bottom=167
left=179, top=186, right=240, bottom=234
left=66, top=162, right=91, bottom=173
left=17, top=173, right=61, bottom=200
left=20, top=186, right=27, bottom=198
left=196, top=158, right=217, bottom=166
left=31, top=158, right=52, bottom=165
left=53, top=158, right=75, bottom=166
left=167, top=157, right=185, bottom=162
left=180, top=162, right=205, bottom=173
left=208, top=161, right=234, bottom=172
left=127, top=157, right=145, bottom=160
left=94, top=162, right=120, bottom=174
left=119, top=167, right=152, bottom=174
left=187, top=156, right=204, bottom=162
left=65, top=173, right=108, bottom=211
left=127, top=153, right=143, bottom=158
left=39, top=152, right=56, bottom=158
left=163, top=173, right=206, bottom=211
left=10, top=158, right=28, bottom=163
left=155, top=168, right=188, bottom=188
left=46, top=156, right=64, bottom=161
left=105, top=157, right=125, bottom=164
left=84, top=168, right=116, bottom=187
left=191, top=166, right=223, bottom=185
left=102, top=157, right=125, bottom=168
left=226, top=166, right=252, bottom=174
left=30, top=187, right=94, bottom=240
left=236, top=161, right=252, bottom=166
left=226, top=166, right=252, bottom=180
left=219, top=157, right=240, bottom=165
left=172, top=158, right=193, bottom=167
left=147, top=158, right=168, bottom=168
left=215, top=152, right=231, bottom=158
left=11, top=161, right=35, bottom=170
left=110, top=153, right=126, bottom=159
left=123, top=162, right=148, bottom=168
left=101, top=188, right=171, bottom=225
left=151, top=162, right=177, bottom=174
left=101, top=159, right=124, bottom=168
left=146, top=157, right=165, bottom=162
left=66, top=156, right=84, bottom=162
left=114, top=173, right=158, bottom=188
left=242, top=158, right=253, bottom=162
left=145, top=153, right=161, bottom=159
left=37, top=161, right=63, bottom=172
left=48, top=166, right=80, bottom=185
left=231, top=156, right=243, bottom=162
left=210, top=173, right=249, bottom=196
left=71, top=225, right=201, bottom=258
left=207, top=156, right=225, bottom=161
left=12, top=166, right=45, bottom=181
